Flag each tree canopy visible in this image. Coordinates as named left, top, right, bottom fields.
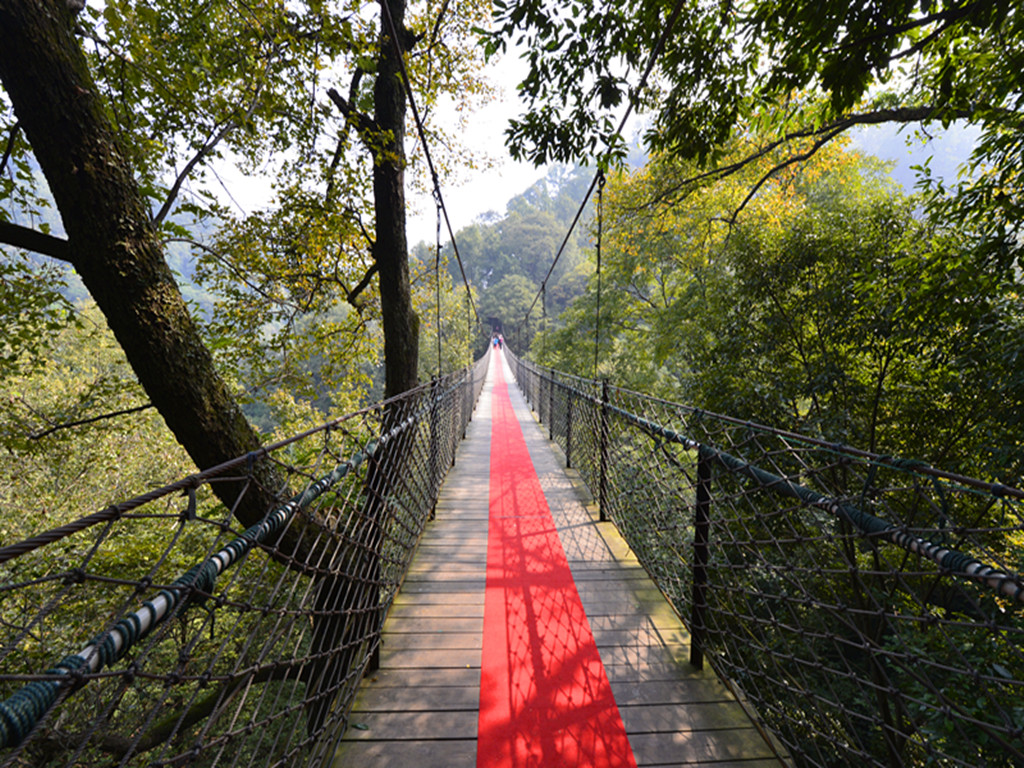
left=535, top=139, right=1024, bottom=482
left=486, top=0, right=1024, bottom=264
left=0, top=0, right=492, bottom=489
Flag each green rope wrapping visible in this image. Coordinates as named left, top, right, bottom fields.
left=0, top=441, right=376, bottom=750
left=699, top=445, right=1024, bottom=604
left=581, top=389, right=1023, bottom=604
left=0, top=655, right=88, bottom=748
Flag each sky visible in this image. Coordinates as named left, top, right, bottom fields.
left=851, top=121, right=980, bottom=191
left=213, top=48, right=980, bottom=252
left=403, top=39, right=982, bottom=249
left=404, top=53, right=547, bottom=248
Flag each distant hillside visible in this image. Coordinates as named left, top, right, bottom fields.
left=852, top=121, right=978, bottom=191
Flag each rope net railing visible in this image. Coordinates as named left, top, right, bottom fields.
left=0, top=350, right=490, bottom=768
left=506, top=349, right=1024, bottom=768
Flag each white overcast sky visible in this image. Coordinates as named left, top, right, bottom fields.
left=212, top=48, right=978, bottom=251
left=404, top=52, right=548, bottom=248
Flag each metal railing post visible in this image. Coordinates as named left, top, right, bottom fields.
left=450, top=376, right=458, bottom=468
left=565, top=387, right=574, bottom=469
left=536, top=365, right=542, bottom=414
left=599, top=379, right=610, bottom=522
left=463, top=367, right=470, bottom=437
left=540, top=366, right=547, bottom=422
left=548, top=368, right=556, bottom=441
left=690, top=450, right=712, bottom=669
left=429, top=377, right=440, bottom=520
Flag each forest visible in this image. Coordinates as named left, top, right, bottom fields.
left=2, top=0, right=1022, bottom=517
left=0, top=0, right=1023, bottom=764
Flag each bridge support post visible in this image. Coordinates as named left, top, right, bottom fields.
left=548, top=368, right=556, bottom=441
left=690, top=450, right=712, bottom=669
left=463, top=367, right=470, bottom=438
left=565, top=387, right=574, bottom=469
left=599, top=379, right=610, bottom=523
left=429, top=377, right=440, bottom=520
left=453, top=372, right=461, bottom=466
left=539, top=366, right=546, bottom=421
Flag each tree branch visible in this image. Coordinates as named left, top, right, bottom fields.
left=152, top=57, right=273, bottom=228
left=353, top=206, right=374, bottom=250
left=325, top=134, right=347, bottom=205
left=165, top=237, right=307, bottom=311
left=152, top=117, right=237, bottom=227
left=427, top=0, right=450, bottom=51
left=29, top=403, right=154, bottom=440
left=831, top=0, right=988, bottom=56
left=346, top=261, right=378, bottom=308
left=719, top=125, right=847, bottom=228
left=650, top=105, right=982, bottom=209
left=0, top=120, right=19, bottom=176
left=0, top=220, right=73, bottom=262
left=325, top=69, right=368, bottom=205
left=326, top=86, right=378, bottom=139
left=348, top=66, right=364, bottom=111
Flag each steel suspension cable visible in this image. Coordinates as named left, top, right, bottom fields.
left=518, top=0, right=689, bottom=334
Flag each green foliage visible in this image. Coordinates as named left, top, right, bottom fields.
left=437, top=164, right=597, bottom=346
left=478, top=274, right=538, bottom=346
left=2, top=0, right=496, bottom=426
left=411, top=249, right=479, bottom=379
left=191, top=187, right=381, bottom=420
left=486, top=0, right=1024, bottom=266
left=537, top=141, right=1024, bottom=484
left=0, top=0, right=489, bottom=759
left=0, top=305, right=194, bottom=541
left=0, top=251, right=76, bottom=380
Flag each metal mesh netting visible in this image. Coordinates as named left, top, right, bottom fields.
left=0, top=352, right=489, bottom=768
left=508, top=350, right=1024, bottom=768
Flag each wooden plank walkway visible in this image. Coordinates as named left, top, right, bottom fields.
left=332, top=353, right=787, bottom=767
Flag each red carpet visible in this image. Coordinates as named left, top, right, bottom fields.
left=477, top=353, right=637, bottom=768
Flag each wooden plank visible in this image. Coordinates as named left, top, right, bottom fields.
left=358, top=667, right=481, bottom=688
left=385, top=606, right=483, bottom=622
left=353, top=684, right=480, bottom=711
left=619, top=701, right=767, bottom=733
left=381, top=631, right=482, bottom=651
left=603, top=660, right=719, bottom=685
left=377, top=646, right=481, bottom=670
left=586, top=612, right=687, bottom=633
left=331, top=740, right=477, bottom=768
left=333, top=356, right=787, bottom=768
left=641, top=758, right=786, bottom=768
left=396, top=578, right=486, bottom=592
left=591, top=627, right=691, bottom=650
left=342, top=710, right=478, bottom=740
left=628, top=729, right=781, bottom=765
left=391, top=591, right=484, bottom=606
left=611, top=678, right=743, bottom=706
left=382, top=616, right=482, bottom=634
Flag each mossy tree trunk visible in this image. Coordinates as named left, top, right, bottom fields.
left=305, top=0, right=421, bottom=734
left=374, top=0, right=419, bottom=400
left=0, top=0, right=279, bottom=528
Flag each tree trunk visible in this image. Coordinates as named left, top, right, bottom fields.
left=0, top=0, right=279, bottom=530
left=374, top=0, right=419, bottom=399
left=305, top=0, right=422, bottom=735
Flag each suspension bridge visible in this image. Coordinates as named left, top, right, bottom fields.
left=1, top=345, right=1022, bottom=767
